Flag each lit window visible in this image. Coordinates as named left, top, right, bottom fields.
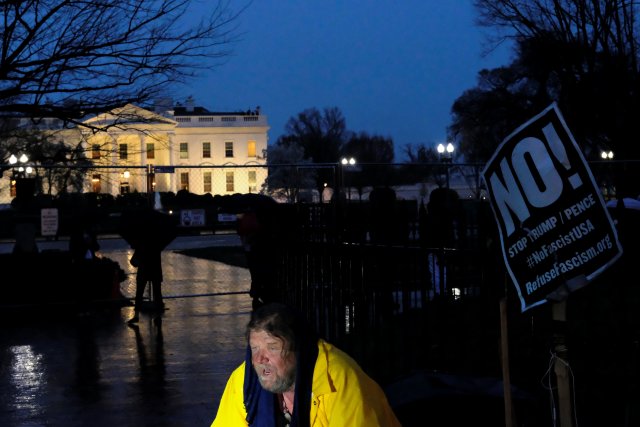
left=180, top=172, right=189, bottom=191
left=180, top=143, right=188, bottom=159
left=92, top=174, right=101, bottom=193
left=146, top=143, right=155, bottom=159
left=203, top=142, right=211, bottom=158
left=225, top=141, right=234, bottom=158
left=119, top=143, right=128, bottom=160
left=248, top=170, right=257, bottom=193
left=92, top=144, right=100, bottom=159
left=120, top=182, right=130, bottom=194
left=226, top=171, right=234, bottom=192
left=203, top=172, right=212, bottom=193
left=247, top=140, right=256, bottom=158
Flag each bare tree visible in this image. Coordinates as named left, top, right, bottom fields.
left=454, top=0, right=640, bottom=161
left=0, top=0, right=242, bottom=124
left=475, top=0, right=638, bottom=66
left=279, top=107, right=348, bottom=164
left=277, top=107, right=349, bottom=193
left=262, top=143, right=316, bottom=203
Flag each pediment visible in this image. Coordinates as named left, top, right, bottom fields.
left=82, top=103, right=177, bottom=128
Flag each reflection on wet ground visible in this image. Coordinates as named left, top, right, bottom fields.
left=0, top=246, right=252, bottom=426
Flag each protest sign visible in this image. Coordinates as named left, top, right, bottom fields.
left=482, top=103, right=623, bottom=312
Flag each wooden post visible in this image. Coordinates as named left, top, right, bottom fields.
left=552, top=300, right=573, bottom=427
left=499, top=297, right=515, bottom=427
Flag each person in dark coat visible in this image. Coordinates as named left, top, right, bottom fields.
left=128, top=240, right=164, bottom=324
left=124, top=209, right=176, bottom=324
left=69, top=221, right=100, bottom=262
left=237, top=207, right=278, bottom=310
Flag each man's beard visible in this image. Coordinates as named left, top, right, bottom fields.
left=255, top=363, right=297, bottom=394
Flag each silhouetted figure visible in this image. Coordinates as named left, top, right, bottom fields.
left=418, top=199, right=428, bottom=245
left=423, top=188, right=462, bottom=298
left=424, top=187, right=461, bottom=249
left=237, top=207, right=278, bottom=309
left=368, top=186, right=397, bottom=244
left=69, top=220, right=100, bottom=262
left=68, top=219, right=101, bottom=308
left=128, top=242, right=164, bottom=323
left=120, top=208, right=177, bottom=324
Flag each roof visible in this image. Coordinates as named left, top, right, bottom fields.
left=173, top=106, right=260, bottom=116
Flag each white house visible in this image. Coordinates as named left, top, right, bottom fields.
left=1, top=97, right=269, bottom=203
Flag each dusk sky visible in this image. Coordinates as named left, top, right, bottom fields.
left=184, top=1, right=513, bottom=160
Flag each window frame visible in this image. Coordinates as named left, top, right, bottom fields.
left=180, top=142, right=189, bottom=159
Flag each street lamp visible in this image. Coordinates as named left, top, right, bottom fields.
left=600, top=150, right=615, bottom=199
left=340, top=157, right=357, bottom=200
left=9, top=152, right=34, bottom=199
left=436, top=143, right=455, bottom=188
left=341, top=157, right=356, bottom=166
left=9, top=153, right=32, bottom=176
left=120, top=170, right=131, bottom=194
left=437, top=143, right=455, bottom=157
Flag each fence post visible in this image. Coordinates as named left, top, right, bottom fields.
left=146, top=164, right=155, bottom=206
left=552, top=300, right=574, bottom=427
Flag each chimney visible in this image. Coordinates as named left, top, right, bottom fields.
left=185, top=96, right=195, bottom=113
left=154, top=97, right=174, bottom=115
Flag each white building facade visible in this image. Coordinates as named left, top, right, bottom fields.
left=1, top=98, right=269, bottom=203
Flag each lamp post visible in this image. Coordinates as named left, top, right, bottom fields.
left=340, top=157, right=356, bottom=200
left=9, top=153, right=35, bottom=199
left=600, top=150, right=614, bottom=199
left=120, top=169, right=131, bottom=194
left=437, top=143, right=455, bottom=188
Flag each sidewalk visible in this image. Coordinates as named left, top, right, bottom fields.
left=0, top=240, right=527, bottom=426
left=0, top=248, right=252, bottom=427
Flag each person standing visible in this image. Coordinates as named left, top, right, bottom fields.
left=211, top=303, right=401, bottom=426
left=122, top=208, right=176, bottom=325
left=128, top=241, right=164, bottom=324
left=236, top=208, right=278, bottom=309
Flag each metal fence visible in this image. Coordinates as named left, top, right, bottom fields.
left=3, top=159, right=635, bottom=204
left=0, top=161, right=640, bottom=388
left=2, top=160, right=639, bottom=419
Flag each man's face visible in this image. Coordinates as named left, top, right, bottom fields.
left=249, top=330, right=297, bottom=394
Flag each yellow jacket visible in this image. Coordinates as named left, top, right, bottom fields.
left=212, top=339, right=401, bottom=426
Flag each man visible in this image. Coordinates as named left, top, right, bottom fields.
left=127, top=240, right=164, bottom=324
left=212, top=303, right=401, bottom=426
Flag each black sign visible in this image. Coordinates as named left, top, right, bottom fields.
left=154, top=166, right=175, bottom=173
left=482, top=103, right=623, bottom=312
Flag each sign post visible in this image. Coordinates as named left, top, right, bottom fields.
left=482, top=103, right=623, bottom=426
left=40, top=208, right=59, bottom=238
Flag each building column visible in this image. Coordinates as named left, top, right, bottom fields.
left=167, top=132, right=176, bottom=193
left=80, top=131, right=92, bottom=193
left=139, top=133, right=147, bottom=193
left=109, top=133, right=118, bottom=195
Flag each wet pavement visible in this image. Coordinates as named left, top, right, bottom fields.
left=0, top=234, right=535, bottom=427
left=0, top=235, right=252, bottom=426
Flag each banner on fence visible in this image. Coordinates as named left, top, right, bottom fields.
left=180, top=209, right=205, bottom=227
left=482, top=103, right=623, bottom=312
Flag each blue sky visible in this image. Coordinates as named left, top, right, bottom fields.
left=183, top=1, right=512, bottom=160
